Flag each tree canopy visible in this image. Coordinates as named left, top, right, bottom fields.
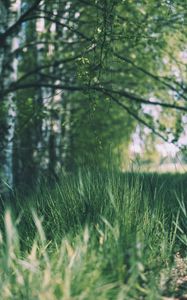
left=0, top=0, right=187, bottom=187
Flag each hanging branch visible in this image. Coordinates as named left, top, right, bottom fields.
left=113, top=52, right=187, bottom=102
left=100, top=91, right=170, bottom=143
left=3, top=80, right=187, bottom=113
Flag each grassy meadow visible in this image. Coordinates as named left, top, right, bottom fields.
left=0, top=168, right=187, bottom=299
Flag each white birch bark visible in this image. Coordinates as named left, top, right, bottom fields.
left=2, top=0, right=21, bottom=187
left=62, top=101, right=72, bottom=168
left=0, top=1, right=7, bottom=80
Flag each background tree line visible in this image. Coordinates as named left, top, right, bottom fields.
left=0, top=0, right=187, bottom=189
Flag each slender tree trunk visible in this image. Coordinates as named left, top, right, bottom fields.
left=1, top=0, right=21, bottom=188
left=0, top=1, right=8, bottom=188
left=62, top=100, right=72, bottom=170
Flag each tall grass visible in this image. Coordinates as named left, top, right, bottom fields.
left=0, top=168, right=187, bottom=299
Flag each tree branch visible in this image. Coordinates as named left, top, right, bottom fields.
left=101, top=87, right=187, bottom=112
left=0, top=0, right=42, bottom=44
left=3, top=82, right=187, bottom=113
left=102, top=91, right=170, bottom=143
left=114, top=52, right=187, bottom=102
left=23, top=15, right=92, bottom=42
left=14, top=45, right=96, bottom=85
left=3, top=83, right=86, bottom=96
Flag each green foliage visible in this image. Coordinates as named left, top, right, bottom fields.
left=1, top=0, right=187, bottom=185
left=68, top=93, right=135, bottom=169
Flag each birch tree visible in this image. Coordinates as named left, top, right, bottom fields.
left=0, top=0, right=21, bottom=188
left=0, top=0, right=187, bottom=187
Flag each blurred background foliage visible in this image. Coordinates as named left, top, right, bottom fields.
left=0, top=0, right=187, bottom=189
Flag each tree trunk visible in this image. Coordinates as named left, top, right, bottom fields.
left=1, top=0, right=21, bottom=189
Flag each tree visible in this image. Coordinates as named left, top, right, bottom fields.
left=0, top=0, right=187, bottom=187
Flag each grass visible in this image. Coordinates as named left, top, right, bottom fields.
left=0, top=168, right=187, bottom=299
